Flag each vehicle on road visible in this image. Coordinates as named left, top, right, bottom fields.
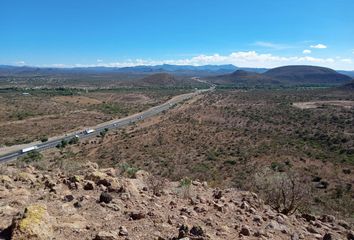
left=21, top=146, right=38, bottom=153
left=84, top=129, right=95, bottom=134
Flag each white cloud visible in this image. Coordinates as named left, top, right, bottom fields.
left=15, top=61, right=25, bottom=65
left=38, top=51, right=354, bottom=70
left=341, top=58, right=352, bottom=63
left=253, top=41, right=292, bottom=50
left=97, top=59, right=103, bottom=63
left=82, top=51, right=350, bottom=69
left=310, top=44, right=327, bottom=49
left=51, top=63, right=66, bottom=68
left=303, top=49, right=311, bottom=54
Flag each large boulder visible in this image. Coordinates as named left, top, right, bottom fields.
left=11, top=204, right=54, bottom=240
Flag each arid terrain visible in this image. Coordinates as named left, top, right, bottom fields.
left=0, top=88, right=190, bottom=147
left=0, top=161, right=353, bottom=240
left=33, top=88, right=354, bottom=222
left=0, top=68, right=354, bottom=240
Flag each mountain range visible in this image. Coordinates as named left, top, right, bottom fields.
left=0, top=64, right=266, bottom=76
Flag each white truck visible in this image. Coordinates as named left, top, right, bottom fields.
left=21, top=146, right=38, bottom=153
left=84, top=129, right=95, bottom=134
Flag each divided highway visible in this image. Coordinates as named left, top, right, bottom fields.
left=0, top=87, right=214, bottom=163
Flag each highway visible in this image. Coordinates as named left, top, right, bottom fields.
left=0, top=86, right=214, bottom=163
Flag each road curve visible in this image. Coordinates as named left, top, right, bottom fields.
left=0, top=86, right=214, bottom=163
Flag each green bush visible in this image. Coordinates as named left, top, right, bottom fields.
left=20, top=150, right=43, bottom=163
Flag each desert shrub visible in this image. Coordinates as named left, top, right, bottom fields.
left=179, top=177, right=192, bottom=199
left=147, top=175, right=167, bottom=196
left=121, top=163, right=139, bottom=178
left=68, top=136, right=79, bottom=145
left=56, top=139, right=68, bottom=149
left=40, top=136, right=48, bottom=142
left=254, top=168, right=311, bottom=215
left=20, top=150, right=43, bottom=163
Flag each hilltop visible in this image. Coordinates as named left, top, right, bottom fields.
left=0, top=162, right=353, bottom=240
left=208, top=65, right=352, bottom=87
left=264, top=65, right=352, bottom=85
left=208, top=70, right=279, bottom=86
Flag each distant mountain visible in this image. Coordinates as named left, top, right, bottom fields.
left=338, top=70, right=354, bottom=78
left=263, top=65, right=352, bottom=85
left=0, top=64, right=270, bottom=76
left=0, top=64, right=239, bottom=76
left=208, top=70, right=280, bottom=86
left=208, top=65, right=353, bottom=87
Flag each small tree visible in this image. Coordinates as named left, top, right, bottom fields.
left=254, top=168, right=311, bottom=215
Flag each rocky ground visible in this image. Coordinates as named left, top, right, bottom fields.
left=0, top=162, right=353, bottom=240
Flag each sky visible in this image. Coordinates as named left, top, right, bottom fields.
left=1, top=0, right=354, bottom=70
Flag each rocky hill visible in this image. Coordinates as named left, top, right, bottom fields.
left=208, top=70, right=279, bottom=86
left=0, top=162, right=353, bottom=240
left=263, top=65, right=352, bottom=85
left=209, top=65, right=352, bottom=86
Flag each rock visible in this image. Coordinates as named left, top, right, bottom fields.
left=63, top=194, right=74, bottom=202
left=118, top=226, right=128, bottom=236
left=239, top=225, right=251, bottom=236
left=337, top=220, right=350, bottom=230
left=291, top=232, right=299, bottom=240
left=266, top=220, right=289, bottom=233
left=320, top=215, right=335, bottom=223
left=213, top=190, right=222, bottom=199
left=0, top=175, right=12, bottom=184
left=178, top=224, right=189, bottom=238
left=83, top=180, right=95, bottom=190
left=16, top=172, right=37, bottom=184
left=213, top=202, right=224, bottom=212
left=347, top=231, right=354, bottom=240
left=85, top=171, right=109, bottom=184
left=134, top=170, right=149, bottom=180
left=323, top=233, right=332, bottom=240
left=100, top=168, right=117, bottom=177
left=84, top=161, right=99, bottom=171
left=190, top=226, right=204, bottom=236
left=73, top=201, right=82, bottom=208
left=253, top=215, right=262, bottom=222
left=129, top=211, right=145, bottom=220
left=306, top=226, right=319, bottom=234
left=11, top=204, right=54, bottom=240
left=302, top=213, right=316, bottom=222
left=94, top=231, right=118, bottom=240
left=99, top=192, right=113, bottom=204
left=343, top=169, right=351, bottom=174
left=97, top=178, right=111, bottom=187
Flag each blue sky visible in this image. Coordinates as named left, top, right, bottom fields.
left=1, top=0, right=354, bottom=69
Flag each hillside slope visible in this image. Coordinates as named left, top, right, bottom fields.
left=208, top=65, right=352, bottom=86
left=264, top=65, right=352, bottom=85
left=208, top=70, right=280, bottom=86
left=0, top=163, right=352, bottom=240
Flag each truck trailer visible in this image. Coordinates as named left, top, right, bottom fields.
left=21, top=146, right=38, bottom=153
left=84, top=129, right=95, bottom=134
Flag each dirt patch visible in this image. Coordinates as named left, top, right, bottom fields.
left=293, top=100, right=354, bottom=109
